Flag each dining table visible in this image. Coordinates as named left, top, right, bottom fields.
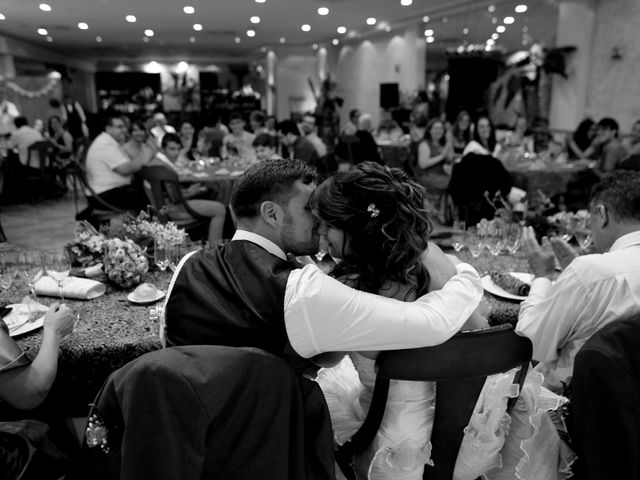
left=4, top=247, right=530, bottom=419
left=177, top=156, right=254, bottom=204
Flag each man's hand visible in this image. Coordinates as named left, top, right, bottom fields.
left=522, top=226, right=556, bottom=279
left=549, top=236, right=578, bottom=270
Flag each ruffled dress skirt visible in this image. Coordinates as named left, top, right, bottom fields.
left=316, top=355, right=575, bottom=480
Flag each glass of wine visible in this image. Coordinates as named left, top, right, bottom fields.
left=466, top=229, right=484, bottom=259
left=154, top=238, right=171, bottom=272
left=451, top=220, right=466, bottom=253
left=46, top=252, right=71, bottom=303
left=504, top=223, right=522, bottom=255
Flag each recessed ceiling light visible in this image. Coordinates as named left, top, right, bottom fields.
left=301, top=24, right=311, bottom=32
left=247, top=29, right=256, bottom=37
left=496, top=25, right=506, bottom=33
left=142, top=37, right=149, bottom=43
left=144, top=29, right=154, bottom=36
left=96, top=35, right=102, bottom=42
left=235, top=37, right=241, bottom=43
left=193, top=23, right=203, bottom=31
left=400, top=0, right=412, bottom=5
left=487, top=39, right=495, bottom=46
left=126, top=15, right=136, bottom=23
left=318, top=7, right=329, bottom=15
left=39, top=3, right=52, bottom=12
left=183, top=6, right=195, bottom=14
left=332, top=38, right=339, bottom=45
left=426, top=37, right=434, bottom=44
left=189, top=36, right=196, bottom=43
left=492, top=17, right=498, bottom=24
left=312, top=43, right=318, bottom=50
left=463, top=27, right=469, bottom=35
left=337, top=26, right=346, bottom=34
left=250, top=16, right=260, bottom=24
left=424, top=29, right=434, bottom=36
left=0, top=14, right=5, bottom=20
left=78, top=22, right=89, bottom=30
left=177, top=61, right=189, bottom=72
left=422, top=15, right=430, bottom=23
left=504, top=16, right=515, bottom=24
left=254, top=0, right=265, bottom=3
left=515, top=5, right=528, bottom=13
left=46, top=35, right=53, bottom=42
left=279, top=37, right=286, bottom=43
left=366, top=17, right=376, bottom=26
left=488, top=5, right=496, bottom=13
left=37, top=28, right=48, bottom=35
left=522, top=26, right=529, bottom=33
left=491, top=33, right=499, bottom=40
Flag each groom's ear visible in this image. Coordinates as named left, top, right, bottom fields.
left=260, top=201, right=281, bottom=228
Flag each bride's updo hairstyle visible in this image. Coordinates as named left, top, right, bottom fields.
left=312, top=161, right=434, bottom=298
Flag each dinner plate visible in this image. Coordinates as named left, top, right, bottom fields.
left=127, top=290, right=165, bottom=305
left=4, top=304, right=47, bottom=337
left=481, top=272, right=534, bottom=301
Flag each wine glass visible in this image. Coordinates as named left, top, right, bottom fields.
left=154, top=238, right=171, bottom=272
left=485, top=223, right=505, bottom=258
left=0, top=255, right=14, bottom=294
left=466, top=229, right=484, bottom=259
left=504, top=223, right=522, bottom=255
left=451, top=220, right=466, bottom=253
left=46, top=252, right=71, bottom=303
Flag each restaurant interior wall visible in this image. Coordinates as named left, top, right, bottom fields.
left=275, top=52, right=320, bottom=119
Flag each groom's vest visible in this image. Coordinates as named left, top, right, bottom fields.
left=164, top=240, right=296, bottom=355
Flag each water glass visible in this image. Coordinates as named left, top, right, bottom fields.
left=451, top=221, right=466, bottom=253
left=466, top=229, right=484, bottom=259
left=154, top=239, right=171, bottom=272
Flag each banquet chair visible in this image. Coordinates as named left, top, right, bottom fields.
left=336, top=324, right=532, bottom=480
left=24, top=141, right=65, bottom=202
left=139, top=165, right=210, bottom=239
left=569, top=314, right=640, bottom=479
left=81, top=345, right=335, bottom=480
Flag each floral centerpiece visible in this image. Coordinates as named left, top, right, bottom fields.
left=102, top=238, right=149, bottom=289
left=66, top=221, right=106, bottom=268
left=102, top=210, right=187, bottom=250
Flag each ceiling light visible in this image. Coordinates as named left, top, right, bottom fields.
left=145, top=61, right=161, bottom=73
left=183, top=6, right=195, bottom=14
left=492, top=17, right=498, bottom=24
left=126, top=15, right=136, bottom=23
left=332, top=38, right=339, bottom=45
left=463, top=27, right=469, bottom=35
left=488, top=5, right=496, bottom=13
left=0, top=14, right=5, bottom=20
left=366, top=17, right=376, bottom=26
left=96, top=35, right=102, bottom=42
left=250, top=16, right=260, bottom=24
left=301, top=24, right=311, bottom=32
left=235, top=37, right=241, bottom=43
left=312, top=43, right=318, bottom=50
left=515, top=5, right=528, bottom=13
left=337, top=26, right=346, bottom=34
left=142, top=36, right=149, bottom=43
left=491, top=33, right=499, bottom=40
left=496, top=25, right=506, bottom=33
left=401, top=0, right=412, bottom=5
left=177, top=61, right=189, bottom=72
left=254, top=0, right=265, bottom=2
left=522, top=25, right=529, bottom=32
left=39, top=3, right=52, bottom=12
left=247, top=29, right=255, bottom=37
left=279, top=37, right=286, bottom=43
left=424, top=29, right=434, bottom=36
left=46, top=36, right=53, bottom=42
left=193, top=23, right=203, bottom=31
left=189, top=36, right=196, bottom=43
left=422, top=15, right=430, bottom=23
left=487, top=39, right=495, bottom=46
left=504, top=16, right=515, bottom=24
left=426, top=37, right=434, bottom=44
left=78, top=22, right=89, bottom=30
left=318, top=7, right=329, bottom=15
left=37, top=28, right=48, bottom=35
left=144, top=29, right=154, bottom=36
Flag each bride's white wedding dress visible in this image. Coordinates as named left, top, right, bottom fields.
left=317, top=353, right=575, bottom=480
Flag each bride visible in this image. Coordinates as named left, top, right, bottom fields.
left=311, top=162, right=573, bottom=480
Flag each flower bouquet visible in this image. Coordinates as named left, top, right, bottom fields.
left=102, top=238, right=149, bottom=289
left=66, top=221, right=107, bottom=269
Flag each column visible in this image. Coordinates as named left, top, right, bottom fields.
left=265, top=50, right=277, bottom=116
left=549, top=0, right=596, bottom=131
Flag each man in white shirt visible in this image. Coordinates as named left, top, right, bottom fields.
left=0, top=81, right=20, bottom=137
left=301, top=114, right=327, bottom=158
left=222, top=112, right=256, bottom=159
left=9, top=117, right=43, bottom=169
left=85, top=115, right=147, bottom=213
left=517, top=170, right=640, bottom=392
left=163, top=158, right=483, bottom=364
left=149, top=112, right=176, bottom=145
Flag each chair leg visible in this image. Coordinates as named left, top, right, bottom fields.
left=0, top=216, right=7, bottom=242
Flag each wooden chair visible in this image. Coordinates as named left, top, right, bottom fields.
left=336, top=324, right=533, bottom=480
left=139, top=166, right=210, bottom=239
left=24, top=140, right=65, bottom=202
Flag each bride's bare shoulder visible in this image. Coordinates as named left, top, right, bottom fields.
left=421, top=242, right=457, bottom=290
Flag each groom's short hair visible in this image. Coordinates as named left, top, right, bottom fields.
left=231, top=158, right=317, bottom=219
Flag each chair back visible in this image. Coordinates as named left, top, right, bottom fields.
left=26, top=140, right=53, bottom=178
left=337, top=324, right=532, bottom=480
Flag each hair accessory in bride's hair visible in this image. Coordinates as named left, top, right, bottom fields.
left=367, top=203, right=380, bottom=218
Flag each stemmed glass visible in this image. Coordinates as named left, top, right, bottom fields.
left=486, top=224, right=505, bottom=258
left=574, top=214, right=592, bottom=251
left=451, top=220, right=466, bottom=253
left=0, top=254, right=14, bottom=294
left=504, top=223, right=522, bottom=255
left=46, top=252, right=70, bottom=304
left=466, top=228, right=484, bottom=259
left=154, top=238, right=171, bottom=272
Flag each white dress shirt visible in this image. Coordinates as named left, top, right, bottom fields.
left=85, top=132, right=132, bottom=194
left=9, top=126, right=43, bottom=167
left=161, top=230, right=484, bottom=358
left=0, top=100, right=20, bottom=136
left=516, top=230, right=640, bottom=390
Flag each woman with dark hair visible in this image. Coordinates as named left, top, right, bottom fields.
left=463, top=116, right=501, bottom=157
left=451, top=110, right=472, bottom=155
left=47, top=115, right=74, bottom=160
left=416, top=118, right=453, bottom=190
left=178, top=121, right=197, bottom=164
left=312, top=162, right=571, bottom=480
left=566, top=118, right=596, bottom=159
left=123, top=120, right=157, bottom=166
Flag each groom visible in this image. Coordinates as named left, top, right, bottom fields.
left=162, top=158, right=483, bottom=360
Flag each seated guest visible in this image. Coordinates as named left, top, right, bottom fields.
left=375, top=109, right=404, bottom=144
left=341, top=108, right=360, bottom=137
left=9, top=116, right=44, bottom=171
left=252, top=133, right=278, bottom=162
left=416, top=118, right=453, bottom=190
left=354, top=113, right=382, bottom=165
left=1, top=303, right=76, bottom=479
left=587, top=117, right=628, bottom=175
left=249, top=110, right=269, bottom=136
left=462, top=116, right=501, bottom=158
left=278, top=119, right=320, bottom=167
left=196, top=118, right=226, bottom=159
left=47, top=115, right=74, bottom=161
left=85, top=115, right=148, bottom=213
left=222, top=112, right=256, bottom=159
left=566, top=118, right=596, bottom=159
left=451, top=110, right=472, bottom=156
left=177, top=121, right=196, bottom=164
left=123, top=120, right=157, bottom=167
left=622, top=118, right=640, bottom=157
left=301, top=114, right=327, bottom=157
left=149, top=112, right=176, bottom=145
left=517, top=171, right=640, bottom=393
left=503, top=115, right=533, bottom=153
left=162, top=158, right=483, bottom=367
left=0, top=81, right=20, bottom=137
left=147, top=133, right=226, bottom=242
left=531, top=117, right=553, bottom=154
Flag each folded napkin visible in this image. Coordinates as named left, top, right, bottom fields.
left=34, top=275, right=106, bottom=300
left=2, top=300, right=48, bottom=340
